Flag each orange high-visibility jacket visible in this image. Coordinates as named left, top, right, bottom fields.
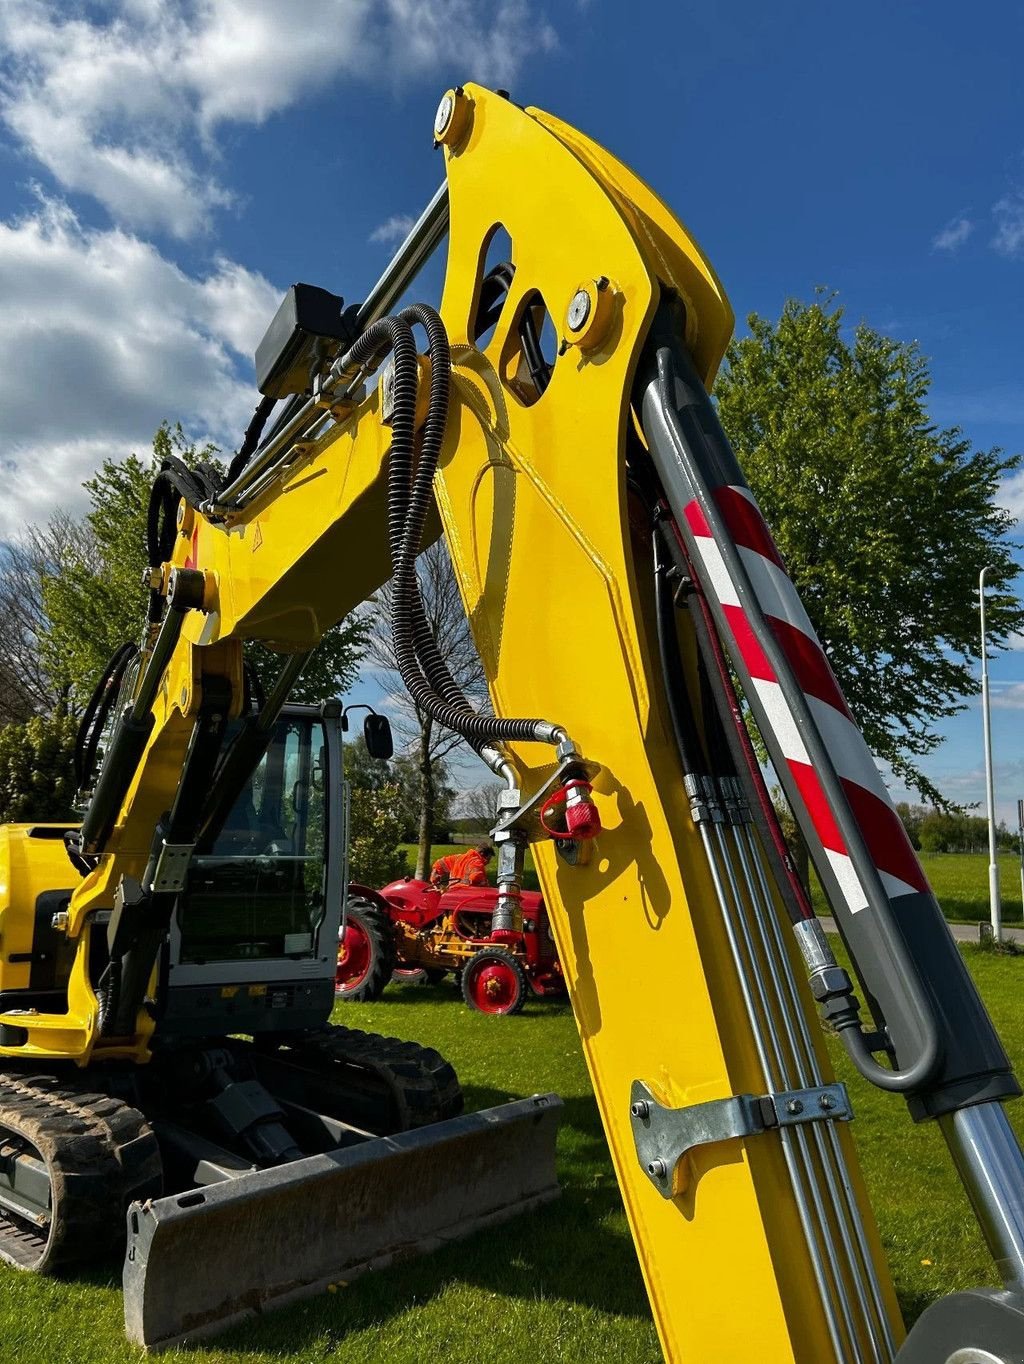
left=430, top=849, right=489, bottom=887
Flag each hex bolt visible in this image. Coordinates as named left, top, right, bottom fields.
left=647, top=1159, right=668, bottom=1179
left=819, top=1093, right=836, bottom=1111
left=786, top=1099, right=804, bottom=1115
left=567, top=288, right=592, bottom=333
left=630, top=1100, right=650, bottom=1120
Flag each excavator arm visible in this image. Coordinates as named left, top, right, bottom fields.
left=6, top=83, right=1023, bottom=1361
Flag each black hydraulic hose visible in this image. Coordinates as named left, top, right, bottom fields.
left=397, top=305, right=483, bottom=722
left=346, top=301, right=549, bottom=746
left=146, top=456, right=217, bottom=621
left=224, top=394, right=277, bottom=486
left=73, top=641, right=138, bottom=790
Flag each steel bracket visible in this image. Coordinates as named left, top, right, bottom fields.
left=629, top=1079, right=852, bottom=1199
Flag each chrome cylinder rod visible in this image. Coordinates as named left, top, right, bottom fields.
left=940, top=1102, right=1024, bottom=1287
left=356, top=181, right=450, bottom=330
left=213, top=182, right=450, bottom=512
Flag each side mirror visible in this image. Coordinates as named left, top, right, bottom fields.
left=363, top=713, right=394, bottom=761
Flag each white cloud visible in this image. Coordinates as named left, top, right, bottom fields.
left=0, top=0, right=558, bottom=238
left=992, top=193, right=1024, bottom=257
left=932, top=215, right=973, bottom=252
left=992, top=683, right=1024, bottom=710
left=1001, top=470, right=1024, bottom=524
left=369, top=214, right=415, bottom=246
left=0, top=194, right=279, bottom=537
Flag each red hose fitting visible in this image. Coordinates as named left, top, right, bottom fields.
left=540, top=779, right=601, bottom=841
left=489, top=928, right=520, bottom=945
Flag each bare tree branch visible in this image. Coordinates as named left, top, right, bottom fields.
left=366, top=539, right=488, bottom=877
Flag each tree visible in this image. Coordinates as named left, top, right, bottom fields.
left=40, top=422, right=367, bottom=709
left=347, top=783, right=408, bottom=885
left=458, top=782, right=506, bottom=835
left=0, top=514, right=92, bottom=724
left=716, top=294, right=1023, bottom=806
left=895, top=801, right=931, bottom=850
left=0, top=714, right=78, bottom=823
left=367, top=539, right=488, bottom=878
left=343, top=734, right=455, bottom=842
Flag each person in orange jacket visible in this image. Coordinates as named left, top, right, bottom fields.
left=430, top=842, right=494, bottom=888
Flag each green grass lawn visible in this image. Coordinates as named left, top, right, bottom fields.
left=802, top=851, right=1023, bottom=925
left=1, top=943, right=1022, bottom=1363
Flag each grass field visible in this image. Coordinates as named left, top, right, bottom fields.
left=1, top=938, right=1022, bottom=1363
left=806, top=851, right=1024, bottom=925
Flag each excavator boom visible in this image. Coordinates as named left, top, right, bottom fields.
left=0, top=83, right=1021, bottom=1362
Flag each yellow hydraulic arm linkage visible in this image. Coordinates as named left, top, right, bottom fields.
left=2, top=83, right=1022, bottom=1361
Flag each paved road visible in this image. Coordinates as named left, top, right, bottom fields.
left=819, top=915, right=1024, bottom=945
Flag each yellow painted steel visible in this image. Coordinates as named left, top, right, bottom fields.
left=430, top=86, right=901, bottom=1361
left=0, top=82, right=904, bottom=1360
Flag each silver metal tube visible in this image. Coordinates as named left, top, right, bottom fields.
left=213, top=396, right=322, bottom=510
left=707, top=822, right=860, bottom=1363
left=355, top=182, right=449, bottom=330
left=130, top=605, right=188, bottom=724
left=213, top=182, right=451, bottom=514
left=980, top=565, right=1002, bottom=943
left=698, top=821, right=853, bottom=1363
left=940, top=1102, right=1024, bottom=1287
left=736, top=823, right=896, bottom=1359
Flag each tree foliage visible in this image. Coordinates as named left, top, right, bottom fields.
left=344, top=734, right=454, bottom=841
left=0, top=514, right=90, bottom=724
left=35, top=422, right=366, bottom=710
left=716, top=294, right=1023, bottom=805
left=0, top=713, right=78, bottom=823
left=347, top=782, right=408, bottom=886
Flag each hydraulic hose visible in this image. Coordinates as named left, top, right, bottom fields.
left=73, top=640, right=139, bottom=790
left=146, top=456, right=218, bottom=622
left=341, top=302, right=555, bottom=748
left=224, top=394, right=277, bottom=486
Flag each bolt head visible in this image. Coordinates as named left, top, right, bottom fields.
left=819, top=1093, right=835, bottom=1111
left=567, top=288, right=592, bottom=332
left=786, top=1099, right=804, bottom=1115
left=630, top=1100, right=650, bottom=1120
left=647, top=1158, right=667, bottom=1179
left=434, top=93, right=454, bottom=138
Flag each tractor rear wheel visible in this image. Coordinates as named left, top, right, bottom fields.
left=336, top=901, right=396, bottom=1002
left=461, top=948, right=528, bottom=1016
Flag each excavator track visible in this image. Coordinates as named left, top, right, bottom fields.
left=250, top=1024, right=464, bottom=1134
left=0, top=1073, right=162, bottom=1274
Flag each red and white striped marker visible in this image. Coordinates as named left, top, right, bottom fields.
left=681, top=485, right=928, bottom=914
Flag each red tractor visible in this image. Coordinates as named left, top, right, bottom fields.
left=336, top=877, right=565, bottom=1015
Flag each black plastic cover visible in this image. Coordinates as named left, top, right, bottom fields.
left=255, top=284, right=356, bottom=399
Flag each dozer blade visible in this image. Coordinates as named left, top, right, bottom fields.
left=123, top=1093, right=561, bottom=1350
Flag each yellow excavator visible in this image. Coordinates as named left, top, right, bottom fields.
left=1, top=83, right=1022, bottom=1362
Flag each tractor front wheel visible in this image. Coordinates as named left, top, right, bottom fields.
left=336, top=902, right=396, bottom=1002
left=461, top=948, right=528, bottom=1016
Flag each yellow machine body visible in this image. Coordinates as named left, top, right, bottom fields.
left=0, top=85, right=907, bottom=1361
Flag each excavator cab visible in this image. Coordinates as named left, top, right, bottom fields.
left=167, top=705, right=340, bottom=1034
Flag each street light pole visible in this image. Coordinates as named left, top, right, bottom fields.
left=979, top=566, right=1002, bottom=943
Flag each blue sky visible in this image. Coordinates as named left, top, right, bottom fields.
left=0, top=1, right=1020, bottom=824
